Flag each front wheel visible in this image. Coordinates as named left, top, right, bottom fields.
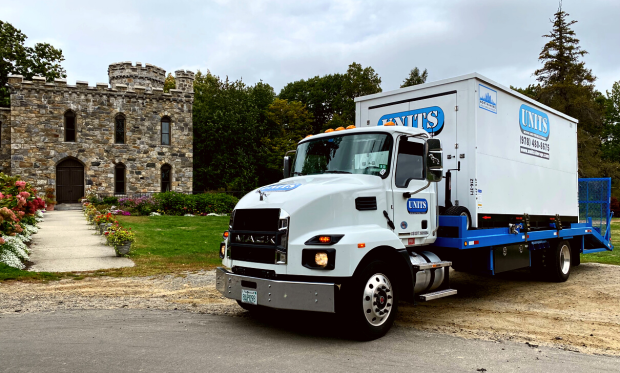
left=342, top=260, right=399, bottom=340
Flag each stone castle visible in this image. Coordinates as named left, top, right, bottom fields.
left=0, top=62, right=195, bottom=203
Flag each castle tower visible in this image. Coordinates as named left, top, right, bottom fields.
left=108, top=62, right=166, bottom=92
left=174, top=70, right=195, bottom=93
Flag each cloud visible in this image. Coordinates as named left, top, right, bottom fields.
left=2, top=0, right=618, bottom=93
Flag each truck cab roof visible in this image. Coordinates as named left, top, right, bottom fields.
left=298, top=125, right=428, bottom=145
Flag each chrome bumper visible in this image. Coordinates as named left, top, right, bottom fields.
left=215, top=267, right=336, bottom=313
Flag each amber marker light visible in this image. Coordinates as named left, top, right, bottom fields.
left=305, top=134, right=313, bottom=138
left=358, top=243, right=366, bottom=249
left=346, top=125, right=356, bottom=129
left=383, top=121, right=396, bottom=126
left=315, top=252, right=329, bottom=267
left=325, top=128, right=334, bottom=133
left=319, top=236, right=331, bottom=244
left=335, top=127, right=345, bottom=131
left=223, top=231, right=229, bottom=238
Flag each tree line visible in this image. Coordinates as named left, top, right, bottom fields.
left=1, top=4, right=619, bottom=194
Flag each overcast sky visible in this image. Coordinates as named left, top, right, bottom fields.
left=1, top=0, right=618, bottom=94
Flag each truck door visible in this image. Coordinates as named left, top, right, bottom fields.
left=367, top=93, right=457, bottom=209
left=391, top=136, right=434, bottom=244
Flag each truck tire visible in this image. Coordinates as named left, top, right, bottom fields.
left=343, top=260, right=399, bottom=340
left=547, top=240, right=571, bottom=282
left=442, top=206, right=472, bottom=230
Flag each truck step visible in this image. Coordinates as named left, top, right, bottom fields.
left=417, top=289, right=457, bottom=301
left=412, top=261, right=452, bottom=270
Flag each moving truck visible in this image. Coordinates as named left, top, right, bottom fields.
left=216, top=73, right=613, bottom=340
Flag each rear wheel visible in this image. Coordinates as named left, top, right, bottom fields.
left=547, top=240, right=571, bottom=282
left=442, top=206, right=472, bottom=230
left=342, top=260, right=399, bottom=340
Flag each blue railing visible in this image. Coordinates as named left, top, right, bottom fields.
left=579, top=177, right=613, bottom=243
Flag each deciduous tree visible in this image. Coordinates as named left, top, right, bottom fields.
left=0, top=20, right=66, bottom=107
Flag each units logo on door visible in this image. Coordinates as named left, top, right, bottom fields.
left=479, top=84, right=497, bottom=114
left=519, top=104, right=550, bottom=160
left=377, top=106, right=445, bottom=135
left=407, top=198, right=428, bottom=214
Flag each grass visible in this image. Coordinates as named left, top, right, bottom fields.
left=0, top=263, right=64, bottom=282
left=99, top=215, right=229, bottom=276
left=581, top=217, right=620, bottom=265
left=0, top=215, right=229, bottom=282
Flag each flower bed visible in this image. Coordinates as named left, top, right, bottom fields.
left=0, top=172, right=46, bottom=269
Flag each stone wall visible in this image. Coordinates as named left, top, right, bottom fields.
left=7, top=74, right=193, bottom=194
left=0, top=108, right=11, bottom=174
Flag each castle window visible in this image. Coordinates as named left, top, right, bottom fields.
left=114, top=163, right=126, bottom=194
left=161, top=117, right=171, bottom=145
left=115, top=114, right=126, bottom=144
left=65, top=111, right=76, bottom=142
left=161, top=164, right=172, bottom=192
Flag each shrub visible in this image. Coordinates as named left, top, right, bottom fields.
left=151, top=192, right=237, bottom=216
left=102, top=196, right=119, bottom=205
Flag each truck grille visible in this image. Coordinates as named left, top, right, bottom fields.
left=229, top=208, right=284, bottom=264
left=231, top=246, right=277, bottom=264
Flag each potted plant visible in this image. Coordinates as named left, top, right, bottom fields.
left=94, top=213, right=117, bottom=234
left=44, top=187, right=57, bottom=211
left=106, top=227, right=135, bottom=256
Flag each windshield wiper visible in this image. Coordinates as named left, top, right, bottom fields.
left=323, top=171, right=352, bottom=174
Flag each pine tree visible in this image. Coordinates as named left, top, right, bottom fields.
left=401, top=67, right=428, bottom=88
left=531, top=2, right=615, bottom=178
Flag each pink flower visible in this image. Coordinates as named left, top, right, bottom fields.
left=0, top=237, right=5, bottom=245
left=19, top=191, right=30, bottom=199
left=15, top=181, right=26, bottom=190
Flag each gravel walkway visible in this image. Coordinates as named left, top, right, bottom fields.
left=27, top=210, right=134, bottom=272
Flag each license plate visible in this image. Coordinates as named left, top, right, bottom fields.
left=241, top=289, right=258, bottom=305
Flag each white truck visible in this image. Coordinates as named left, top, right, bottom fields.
left=216, top=73, right=613, bottom=340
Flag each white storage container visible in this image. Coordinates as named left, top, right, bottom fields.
left=355, top=73, right=579, bottom=227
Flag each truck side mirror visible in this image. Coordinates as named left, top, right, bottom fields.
left=425, top=139, right=443, bottom=182
left=283, top=156, right=291, bottom=179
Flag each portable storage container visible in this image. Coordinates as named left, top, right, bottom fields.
left=355, top=73, right=579, bottom=228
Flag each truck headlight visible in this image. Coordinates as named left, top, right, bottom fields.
left=302, top=249, right=336, bottom=270
left=315, top=252, right=328, bottom=267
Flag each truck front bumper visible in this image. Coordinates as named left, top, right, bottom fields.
left=215, top=267, right=336, bottom=313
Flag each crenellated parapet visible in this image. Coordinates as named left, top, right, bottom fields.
left=108, top=62, right=166, bottom=92
left=174, top=70, right=195, bottom=93
left=7, top=75, right=194, bottom=101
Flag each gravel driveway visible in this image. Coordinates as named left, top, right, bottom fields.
left=1, top=263, right=619, bottom=356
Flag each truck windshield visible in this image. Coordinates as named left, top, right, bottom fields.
left=292, top=133, right=393, bottom=177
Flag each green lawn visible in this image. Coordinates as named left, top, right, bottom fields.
left=581, top=218, right=620, bottom=265
left=0, top=263, right=63, bottom=282
left=107, top=215, right=229, bottom=276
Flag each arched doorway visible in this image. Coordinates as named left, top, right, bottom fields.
left=56, top=158, right=84, bottom=203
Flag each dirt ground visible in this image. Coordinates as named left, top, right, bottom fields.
left=1, top=263, right=619, bottom=356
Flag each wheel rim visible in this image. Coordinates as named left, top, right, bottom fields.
left=362, top=273, right=393, bottom=327
left=460, top=212, right=469, bottom=229
left=559, top=244, right=571, bottom=275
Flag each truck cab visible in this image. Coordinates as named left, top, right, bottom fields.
left=217, top=125, right=453, bottom=340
